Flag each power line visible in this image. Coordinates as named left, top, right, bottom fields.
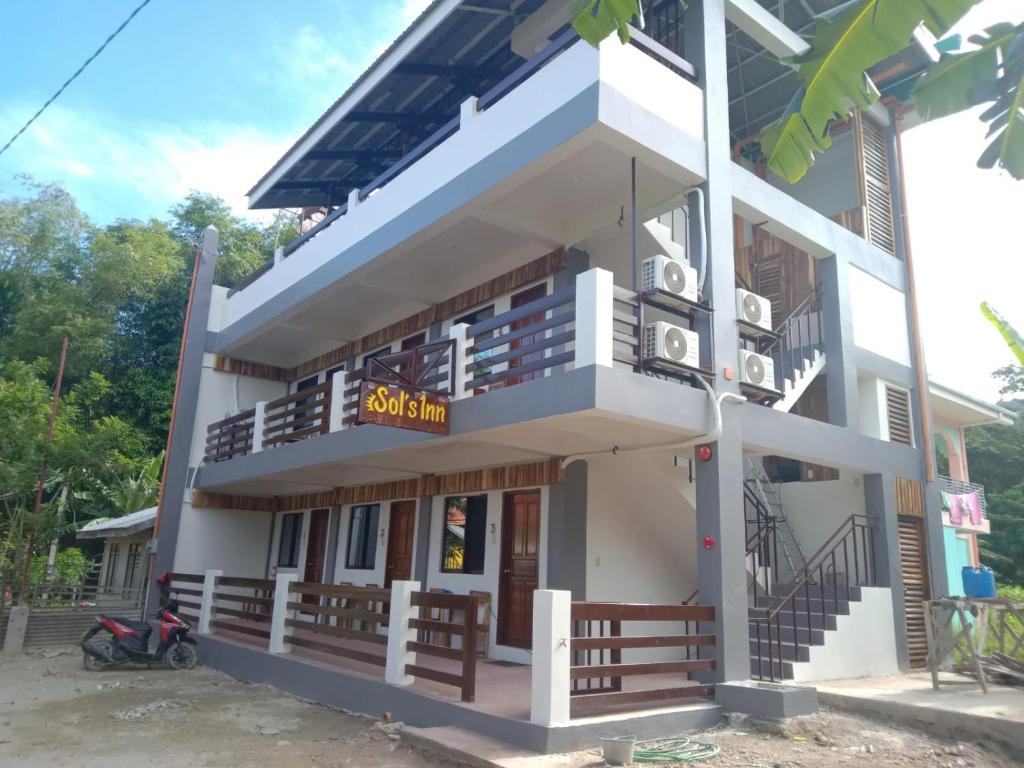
left=0, top=0, right=155, bottom=159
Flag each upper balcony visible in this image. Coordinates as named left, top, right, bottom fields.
left=215, top=29, right=705, bottom=369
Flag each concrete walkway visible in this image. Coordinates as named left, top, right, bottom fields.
left=816, top=672, right=1024, bottom=760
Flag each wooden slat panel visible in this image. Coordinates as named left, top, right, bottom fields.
left=571, top=659, right=715, bottom=679
left=570, top=685, right=715, bottom=716
left=286, top=634, right=387, bottom=667
left=885, top=386, right=914, bottom=446
left=405, top=664, right=463, bottom=688
left=210, top=620, right=270, bottom=639
left=407, top=641, right=463, bottom=661
left=284, top=619, right=388, bottom=646
left=169, top=573, right=204, bottom=584
left=571, top=603, right=715, bottom=622
left=409, top=618, right=465, bottom=636
left=898, top=517, right=931, bottom=668
left=217, top=577, right=274, bottom=589
left=571, top=633, right=716, bottom=651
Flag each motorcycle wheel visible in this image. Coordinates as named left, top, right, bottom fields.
left=83, top=639, right=112, bottom=672
left=165, top=642, right=198, bottom=670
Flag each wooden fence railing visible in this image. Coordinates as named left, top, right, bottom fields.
left=612, top=286, right=641, bottom=367
left=205, top=409, right=256, bottom=463
left=569, top=601, right=716, bottom=718
left=262, top=382, right=331, bottom=448
left=407, top=591, right=479, bottom=702
left=285, top=582, right=390, bottom=669
left=167, top=572, right=204, bottom=620
left=464, top=287, right=575, bottom=392
left=210, top=576, right=275, bottom=640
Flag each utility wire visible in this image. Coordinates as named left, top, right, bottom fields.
left=0, top=0, right=155, bottom=158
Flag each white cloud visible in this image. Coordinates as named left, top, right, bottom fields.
left=0, top=103, right=293, bottom=223
left=902, top=0, right=1024, bottom=403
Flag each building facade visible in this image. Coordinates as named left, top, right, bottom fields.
left=148, top=0, right=1010, bottom=749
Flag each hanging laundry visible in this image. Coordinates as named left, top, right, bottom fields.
left=941, top=490, right=983, bottom=526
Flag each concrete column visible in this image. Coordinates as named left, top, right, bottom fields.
left=685, top=0, right=750, bottom=683
left=251, top=401, right=267, bottom=452
left=198, top=569, right=222, bottom=635
left=2, top=606, right=29, bottom=655
left=148, top=226, right=219, bottom=613
left=273, top=245, right=284, bottom=266
left=820, top=254, right=858, bottom=428
left=547, top=460, right=587, bottom=598
left=864, top=474, right=910, bottom=671
left=385, top=580, right=420, bottom=685
left=448, top=323, right=471, bottom=400
left=413, top=497, right=433, bottom=585
left=269, top=572, right=299, bottom=654
left=530, top=590, right=571, bottom=726
left=328, top=370, right=348, bottom=432
left=574, top=268, right=614, bottom=369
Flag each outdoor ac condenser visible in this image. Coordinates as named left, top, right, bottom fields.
left=736, top=288, right=773, bottom=331
left=643, top=321, right=700, bottom=369
left=739, top=349, right=777, bottom=391
left=642, top=254, right=698, bottom=302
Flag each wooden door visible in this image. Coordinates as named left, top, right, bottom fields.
left=506, top=283, right=547, bottom=386
left=898, top=516, right=931, bottom=668
left=302, top=509, right=330, bottom=603
left=498, top=490, right=541, bottom=648
left=385, top=500, right=416, bottom=587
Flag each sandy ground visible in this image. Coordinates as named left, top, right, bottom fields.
left=0, top=646, right=463, bottom=768
left=0, top=648, right=1018, bottom=768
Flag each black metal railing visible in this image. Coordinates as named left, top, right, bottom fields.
left=749, top=514, right=878, bottom=681
left=760, top=284, right=824, bottom=392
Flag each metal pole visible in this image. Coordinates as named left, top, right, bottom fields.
left=18, top=335, right=69, bottom=605
left=631, top=156, right=638, bottom=292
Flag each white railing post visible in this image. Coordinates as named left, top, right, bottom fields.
left=198, top=569, right=222, bottom=635
left=530, top=589, right=572, bottom=726
left=269, top=572, right=299, bottom=654
left=385, top=579, right=421, bottom=685
left=251, top=402, right=267, bottom=453
left=273, top=245, right=284, bottom=266
left=448, top=323, right=471, bottom=401
left=329, top=370, right=348, bottom=432
left=574, top=268, right=614, bottom=368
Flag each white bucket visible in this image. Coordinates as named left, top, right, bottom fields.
left=601, top=735, right=637, bottom=766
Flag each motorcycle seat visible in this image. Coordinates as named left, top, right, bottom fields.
left=105, top=617, right=152, bottom=633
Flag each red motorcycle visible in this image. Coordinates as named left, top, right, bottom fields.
left=80, top=599, right=197, bottom=671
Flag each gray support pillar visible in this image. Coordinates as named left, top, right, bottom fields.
left=547, top=460, right=587, bottom=599
left=923, top=482, right=950, bottom=599
left=323, top=508, right=342, bottom=583
left=820, top=254, right=858, bottom=428
left=148, top=226, right=219, bottom=612
left=685, top=0, right=749, bottom=683
left=413, top=495, right=433, bottom=586
left=2, top=606, right=29, bottom=655
left=863, top=473, right=910, bottom=671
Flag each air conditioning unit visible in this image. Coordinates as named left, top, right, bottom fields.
left=643, top=322, right=700, bottom=369
left=642, top=254, right=698, bottom=302
left=739, top=349, right=777, bottom=391
left=736, top=288, right=773, bottom=331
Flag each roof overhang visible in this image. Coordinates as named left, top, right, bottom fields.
left=929, top=381, right=1016, bottom=429
left=76, top=507, right=158, bottom=540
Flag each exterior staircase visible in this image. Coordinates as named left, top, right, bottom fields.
left=761, top=284, right=826, bottom=413
left=744, top=457, right=805, bottom=586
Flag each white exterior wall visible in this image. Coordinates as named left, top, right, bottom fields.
left=424, top=486, right=550, bottom=664
left=585, top=452, right=698, bottom=605
left=792, top=587, right=900, bottom=681
left=97, top=531, right=151, bottom=590
left=173, top=502, right=274, bottom=578
left=775, top=474, right=866, bottom=556
left=849, top=266, right=911, bottom=367
left=333, top=499, right=419, bottom=587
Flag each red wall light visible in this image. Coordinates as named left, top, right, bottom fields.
left=702, top=535, right=716, bottom=550
left=695, top=445, right=714, bottom=462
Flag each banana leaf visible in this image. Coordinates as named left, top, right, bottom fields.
left=976, top=32, right=1024, bottom=179
left=981, top=302, right=1024, bottom=367
left=763, top=0, right=982, bottom=184
left=572, top=0, right=642, bottom=47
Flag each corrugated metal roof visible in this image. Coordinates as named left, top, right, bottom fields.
left=77, top=507, right=157, bottom=539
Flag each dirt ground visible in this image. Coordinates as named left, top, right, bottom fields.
left=0, top=647, right=463, bottom=768
left=0, top=648, right=1018, bottom=768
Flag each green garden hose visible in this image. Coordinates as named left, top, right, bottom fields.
left=631, top=736, right=720, bottom=762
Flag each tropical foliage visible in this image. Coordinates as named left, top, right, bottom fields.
left=0, top=179, right=295, bottom=588
left=573, top=0, right=643, bottom=46
left=981, top=301, right=1024, bottom=367
left=761, top=0, right=982, bottom=182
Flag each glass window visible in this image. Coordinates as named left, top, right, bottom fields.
left=362, top=346, right=391, bottom=369
left=441, top=495, right=487, bottom=574
left=277, top=513, right=302, bottom=568
left=346, top=504, right=380, bottom=570
left=104, top=544, right=120, bottom=588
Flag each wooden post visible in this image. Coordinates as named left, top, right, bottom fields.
left=461, top=594, right=478, bottom=703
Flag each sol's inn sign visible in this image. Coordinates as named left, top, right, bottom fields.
left=357, top=381, right=450, bottom=435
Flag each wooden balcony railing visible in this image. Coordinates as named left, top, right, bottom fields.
left=262, top=382, right=331, bottom=448
left=205, top=409, right=256, bottom=463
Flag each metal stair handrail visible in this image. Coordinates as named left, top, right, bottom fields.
left=761, top=282, right=822, bottom=357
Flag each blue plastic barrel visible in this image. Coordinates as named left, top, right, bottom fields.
left=962, top=566, right=996, bottom=598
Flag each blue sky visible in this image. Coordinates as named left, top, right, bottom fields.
left=0, top=0, right=432, bottom=221
left=0, top=0, right=1022, bottom=402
